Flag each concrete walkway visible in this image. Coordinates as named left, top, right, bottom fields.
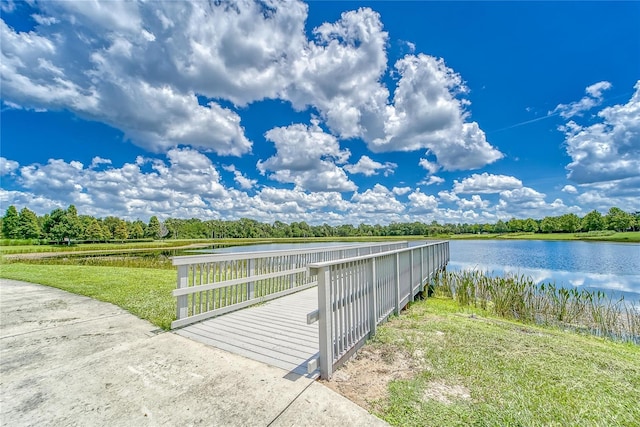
left=0, top=279, right=388, bottom=426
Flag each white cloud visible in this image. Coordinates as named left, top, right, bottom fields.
left=284, top=7, right=389, bottom=140
left=344, top=155, right=396, bottom=177
left=2, top=1, right=502, bottom=173
left=408, top=189, right=438, bottom=212
left=223, top=165, right=258, bottom=190
left=562, top=81, right=640, bottom=185
left=562, top=185, right=578, bottom=194
left=453, top=173, right=523, bottom=194
left=351, top=184, right=404, bottom=214
left=258, top=121, right=355, bottom=192
left=392, top=186, right=411, bottom=196
left=553, top=81, right=612, bottom=119
left=368, top=54, right=504, bottom=170
left=0, top=157, right=19, bottom=175
left=437, top=190, right=459, bottom=203
left=419, top=157, right=440, bottom=175
left=457, top=195, right=489, bottom=210
left=420, top=176, right=445, bottom=186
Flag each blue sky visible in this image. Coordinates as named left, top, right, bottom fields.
left=1, top=1, right=639, bottom=225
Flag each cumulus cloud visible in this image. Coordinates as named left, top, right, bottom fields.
left=12, top=148, right=226, bottom=219
left=351, top=184, right=404, bottom=214
left=0, top=157, right=19, bottom=175
left=420, top=176, right=445, bottom=186
left=368, top=54, right=503, bottom=170
left=562, top=185, right=578, bottom=194
left=258, top=121, right=355, bottom=192
left=408, top=189, right=438, bottom=212
left=561, top=81, right=640, bottom=185
left=457, top=195, right=489, bottom=210
left=392, top=186, right=411, bottom=195
left=453, top=173, right=523, bottom=194
left=223, top=164, right=258, bottom=190
left=2, top=1, right=501, bottom=172
left=344, top=155, right=396, bottom=177
left=553, top=81, right=612, bottom=119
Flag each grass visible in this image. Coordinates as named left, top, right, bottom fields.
left=367, top=297, right=640, bottom=426
left=0, top=263, right=176, bottom=329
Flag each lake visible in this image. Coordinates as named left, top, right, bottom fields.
left=448, top=240, right=640, bottom=299
left=207, top=239, right=640, bottom=299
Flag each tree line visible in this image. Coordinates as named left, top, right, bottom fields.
left=1, top=204, right=638, bottom=242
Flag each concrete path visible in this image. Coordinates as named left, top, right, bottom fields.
left=0, top=279, right=388, bottom=426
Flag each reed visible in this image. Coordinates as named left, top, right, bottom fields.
left=432, top=270, right=639, bottom=344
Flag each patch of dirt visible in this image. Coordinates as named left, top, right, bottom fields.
left=422, top=380, right=471, bottom=404
left=321, top=344, right=424, bottom=411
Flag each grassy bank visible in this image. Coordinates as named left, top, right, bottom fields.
left=330, top=297, right=640, bottom=426
left=0, top=263, right=176, bottom=329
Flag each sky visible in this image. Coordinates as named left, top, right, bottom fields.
left=1, top=1, right=639, bottom=225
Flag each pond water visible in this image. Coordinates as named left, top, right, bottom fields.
left=193, top=239, right=640, bottom=299
left=448, top=240, right=640, bottom=298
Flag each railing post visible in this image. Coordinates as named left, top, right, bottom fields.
left=316, top=266, right=333, bottom=380
left=368, top=258, right=377, bottom=337
left=394, top=253, right=401, bottom=315
left=176, top=265, right=189, bottom=320
left=410, top=249, right=415, bottom=301
left=420, top=246, right=425, bottom=291
left=247, top=258, right=255, bottom=300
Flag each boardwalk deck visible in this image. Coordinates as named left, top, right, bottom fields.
left=175, top=287, right=319, bottom=378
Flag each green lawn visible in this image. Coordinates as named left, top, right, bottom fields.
left=0, top=263, right=176, bottom=329
left=364, top=298, right=640, bottom=426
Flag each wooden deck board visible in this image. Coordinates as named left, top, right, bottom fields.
left=176, top=287, right=320, bottom=377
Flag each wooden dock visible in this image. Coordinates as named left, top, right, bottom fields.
left=175, top=287, right=319, bottom=377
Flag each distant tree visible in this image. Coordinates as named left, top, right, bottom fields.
left=494, top=220, right=508, bottom=233
left=2, top=205, right=20, bottom=238
left=581, top=210, right=604, bottom=232
left=146, top=216, right=161, bottom=239
left=129, top=220, right=145, bottom=239
left=85, top=218, right=105, bottom=241
left=507, top=218, right=525, bottom=232
left=605, top=207, right=633, bottom=232
left=17, top=207, right=41, bottom=239
left=540, top=216, right=558, bottom=233
left=113, top=221, right=129, bottom=240
left=557, top=213, right=581, bottom=233
left=65, top=205, right=83, bottom=239
left=103, top=216, right=122, bottom=238
left=523, top=218, right=539, bottom=233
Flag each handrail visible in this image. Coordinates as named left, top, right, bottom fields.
left=307, top=240, right=449, bottom=379
left=170, top=241, right=409, bottom=329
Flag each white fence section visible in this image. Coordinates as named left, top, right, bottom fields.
left=307, top=241, right=449, bottom=379
left=171, top=242, right=409, bottom=329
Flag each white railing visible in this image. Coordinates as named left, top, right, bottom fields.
left=307, top=241, right=449, bottom=379
left=171, top=242, right=409, bottom=329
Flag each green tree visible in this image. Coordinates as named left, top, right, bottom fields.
left=17, top=207, right=41, bottom=239
left=523, top=218, right=539, bottom=233
left=146, top=216, right=161, bottom=239
left=129, top=221, right=145, bottom=239
left=85, top=218, right=105, bottom=241
left=540, top=216, right=558, bottom=233
left=605, top=207, right=633, bottom=232
left=2, top=205, right=20, bottom=238
left=557, top=213, right=581, bottom=233
left=581, top=210, right=604, bottom=232
left=113, top=220, right=129, bottom=240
